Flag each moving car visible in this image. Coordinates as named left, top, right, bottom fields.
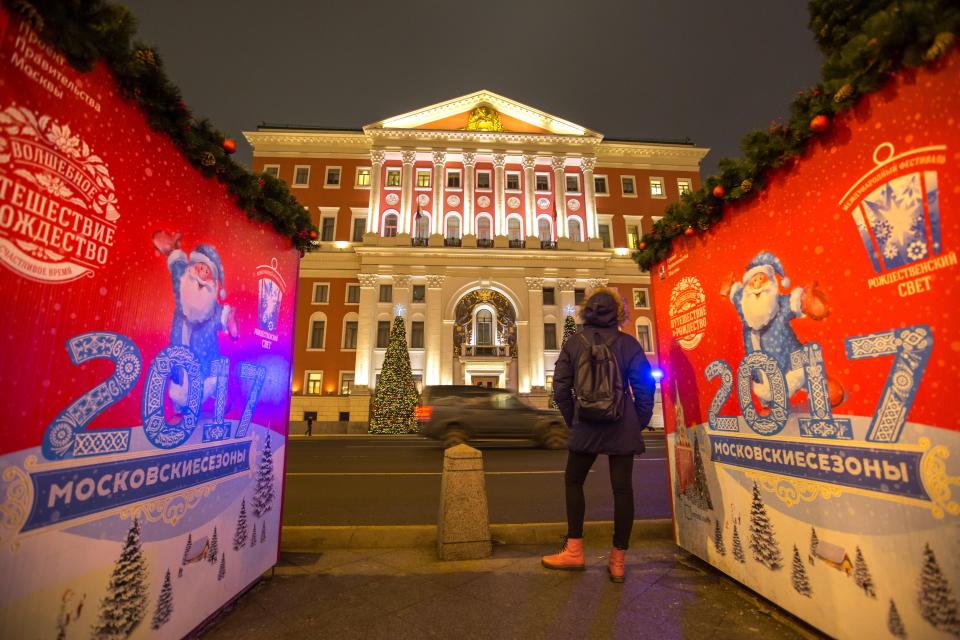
left=416, top=385, right=568, bottom=449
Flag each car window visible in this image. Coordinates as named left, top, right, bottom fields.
left=490, top=392, right=524, bottom=410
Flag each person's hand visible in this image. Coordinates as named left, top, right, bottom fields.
left=801, top=282, right=830, bottom=320
left=152, top=230, right=181, bottom=255
left=719, top=272, right=736, bottom=297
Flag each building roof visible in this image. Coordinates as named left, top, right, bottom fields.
left=815, top=540, right=848, bottom=564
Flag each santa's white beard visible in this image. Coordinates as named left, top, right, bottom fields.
left=180, top=272, right=217, bottom=323
left=741, top=284, right=778, bottom=331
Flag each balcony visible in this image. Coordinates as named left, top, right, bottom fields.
left=508, top=239, right=526, bottom=249
left=460, top=344, right=510, bottom=357
left=540, top=240, right=558, bottom=250
left=411, top=237, right=430, bottom=247
left=444, top=237, right=462, bottom=247
left=476, top=238, right=495, bottom=248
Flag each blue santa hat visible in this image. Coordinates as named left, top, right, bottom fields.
left=189, top=244, right=227, bottom=301
left=742, top=251, right=789, bottom=288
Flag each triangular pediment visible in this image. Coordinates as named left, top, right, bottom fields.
left=364, top=90, right=600, bottom=137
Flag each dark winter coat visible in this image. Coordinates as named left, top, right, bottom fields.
left=553, top=293, right=655, bottom=455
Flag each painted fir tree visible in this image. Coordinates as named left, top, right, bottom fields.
left=217, top=552, right=226, bottom=581
left=809, top=527, right=819, bottom=565
left=252, top=434, right=276, bottom=518
left=181, top=533, right=192, bottom=566
left=260, top=523, right=266, bottom=544
left=369, top=316, right=418, bottom=434
left=732, top=523, right=745, bottom=564
left=791, top=545, right=812, bottom=597
left=748, top=482, right=782, bottom=570
left=208, top=527, right=219, bottom=565
left=92, top=518, right=150, bottom=640
left=251, top=522, right=257, bottom=548
left=550, top=316, right=579, bottom=409
left=917, top=543, right=960, bottom=636
left=150, top=569, right=173, bottom=631
left=685, top=432, right=713, bottom=510
left=888, top=599, right=907, bottom=639
left=713, top=519, right=726, bottom=556
left=233, top=499, right=248, bottom=551
left=854, top=546, right=877, bottom=598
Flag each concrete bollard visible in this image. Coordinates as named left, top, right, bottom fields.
left=437, top=444, right=492, bottom=560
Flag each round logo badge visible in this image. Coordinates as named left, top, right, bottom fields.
left=507, top=196, right=521, bottom=209
left=537, top=197, right=551, bottom=210
left=446, top=194, right=461, bottom=207
left=384, top=193, right=400, bottom=206
left=477, top=195, right=491, bottom=208
left=669, top=276, right=707, bottom=351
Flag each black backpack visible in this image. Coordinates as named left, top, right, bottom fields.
left=573, top=332, right=624, bottom=423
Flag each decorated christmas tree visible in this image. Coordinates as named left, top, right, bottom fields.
left=217, top=553, right=226, bottom=581
left=181, top=533, right=192, bottom=566
left=791, top=545, right=812, bottom=597
left=732, top=523, right=745, bottom=564
left=918, top=543, right=960, bottom=635
left=550, top=316, right=579, bottom=409
left=233, top=499, right=248, bottom=551
left=809, top=527, right=819, bottom=565
left=253, top=434, right=276, bottom=518
left=854, top=546, right=877, bottom=598
left=251, top=522, right=257, bottom=548
left=208, top=527, right=219, bottom=565
left=887, top=599, right=906, bottom=639
left=713, top=519, right=726, bottom=556
left=749, top=482, right=782, bottom=570
left=150, top=569, right=173, bottom=630
left=92, top=518, right=150, bottom=639
left=684, top=432, right=713, bottom=510
left=369, top=316, right=418, bottom=434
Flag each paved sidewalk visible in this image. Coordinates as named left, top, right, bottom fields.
left=200, top=538, right=822, bottom=640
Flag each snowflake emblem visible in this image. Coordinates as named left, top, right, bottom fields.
left=883, top=242, right=899, bottom=260
left=906, top=240, right=927, bottom=260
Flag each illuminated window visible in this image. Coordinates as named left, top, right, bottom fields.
left=416, top=169, right=431, bottom=187
left=621, top=176, right=636, bottom=196
left=339, top=372, right=355, bottom=395
left=306, top=372, right=323, bottom=395
left=649, top=177, right=665, bottom=198
left=476, top=310, right=493, bottom=346
left=355, top=167, right=371, bottom=187
left=632, top=288, right=650, bottom=309
left=627, top=224, right=640, bottom=249
left=677, top=178, right=692, bottom=195
left=386, top=169, right=401, bottom=187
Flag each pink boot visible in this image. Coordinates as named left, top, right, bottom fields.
left=542, top=537, right=585, bottom=571
left=608, top=548, right=626, bottom=582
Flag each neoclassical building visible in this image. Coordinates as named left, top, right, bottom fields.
left=243, top=91, right=707, bottom=425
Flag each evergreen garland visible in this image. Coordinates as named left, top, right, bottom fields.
left=633, top=0, right=960, bottom=270
left=93, top=518, right=149, bottom=639
left=369, top=316, right=418, bottom=434
left=791, top=544, right=813, bottom=597
left=150, top=569, right=173, bottom=630
left=1, top=0, right=317, bottom=252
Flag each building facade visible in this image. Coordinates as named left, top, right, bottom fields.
left=243, top=91, right=708, bottom=426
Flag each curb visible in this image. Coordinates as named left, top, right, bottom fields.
left=280, top=519, right=674, bottom=551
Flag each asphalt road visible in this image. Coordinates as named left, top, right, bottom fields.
left=280, top=434, right=671, bottom=526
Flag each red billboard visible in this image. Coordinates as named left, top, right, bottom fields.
left=0, top=10, right=298, bottom=638
left=653, top=52, right=960, bottom=638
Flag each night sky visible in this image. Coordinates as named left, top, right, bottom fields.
left=121, top=0, right=823, bottom=176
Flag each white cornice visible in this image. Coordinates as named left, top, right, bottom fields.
left=366, top=89, right=598, bottom=137
left=598, top=142, right=709, bottom=169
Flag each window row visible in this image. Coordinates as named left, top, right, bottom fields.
left=302, top=370, right=427, bottom=396
left=592, top=175, right=693, bottom=199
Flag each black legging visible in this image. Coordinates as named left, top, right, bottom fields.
left=565, top=450, right=634, bottom=550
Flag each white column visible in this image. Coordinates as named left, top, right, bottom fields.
left=424, top=274, right=445, bottom=385
left=522, top=153, right=536, bottom=237
left=353, top=273, right=380, bottom=387
left=462, top=151, right=476, bottom=236
left=493, top=152, right=506, bottom=236
left=552, top=156, right=567, bottom=239
left=558, top=278, right=576, bottom=317
left=441, top=319, right=455, bottom=384
left=400, top=150, right=416, bottom=234
left=432, top=151, right=445, bottom=236
left=580, top=156, right=597, bottom=239
left=516, top=320, right=530, bottom=392
left=526, top=277, right=545, bottom=388
left=367, top=150, right=384, bottom=233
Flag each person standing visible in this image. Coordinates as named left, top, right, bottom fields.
left=541, top=288, right=655, bottom=582
left=305, top=414, right=314, bottom=437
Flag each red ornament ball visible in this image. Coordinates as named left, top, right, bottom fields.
left=712, top=185, right=725, bottom=199
left=684, top=226, right=695, bottom=237
left=223, top=139, right=237, bottom=154
left=309, top=230, right=318, bottom=240
left=638, top=241, right=646, bottom=250
left=810, top=114, right=830, bottom=133
left=257, top=177, right=265, bottom=187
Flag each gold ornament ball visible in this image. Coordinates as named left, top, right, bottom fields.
left=740, top=179, right=753, bottom=193
left=201, top=152, right=216, bottom=167
left=833, top=83, right=853, bottom=103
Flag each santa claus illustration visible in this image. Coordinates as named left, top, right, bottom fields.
left=721, top=252, right=843, bottom=409
left=153, top=230, right=238, bottom=408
